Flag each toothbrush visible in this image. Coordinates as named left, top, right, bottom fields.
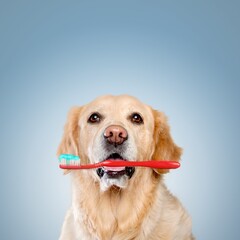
left=58, top=154, right=180, bottom=170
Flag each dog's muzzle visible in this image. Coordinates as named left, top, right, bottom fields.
left=97, top=126, right=135, bottom=180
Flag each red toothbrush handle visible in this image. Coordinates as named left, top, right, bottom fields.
left=100, top=160, right=180, bottom=169
left=59, top=160, right=180, bottom=170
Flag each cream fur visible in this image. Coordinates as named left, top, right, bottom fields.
left=57, top=95, right=194, bottom=240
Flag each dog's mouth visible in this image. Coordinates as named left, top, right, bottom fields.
left=96, top=153, right=135, bottom=179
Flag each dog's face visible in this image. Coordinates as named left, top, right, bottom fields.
left=58, top=95, right=181, bottom=191
left=78, top=95, right=155, bottom=190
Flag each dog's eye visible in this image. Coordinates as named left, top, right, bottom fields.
left=130, top=113, right=144, bottom=124
left=88, top=113, right=102, bottom=123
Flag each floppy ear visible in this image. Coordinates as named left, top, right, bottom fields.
left=57, top=107, right=82, bottom=173
left=152, top=110, right=182, bottom=174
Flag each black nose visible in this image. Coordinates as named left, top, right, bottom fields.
left=104, top=125, right=128, bottom=146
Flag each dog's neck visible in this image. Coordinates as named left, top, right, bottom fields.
left=71, top=170, right=162, bottom=239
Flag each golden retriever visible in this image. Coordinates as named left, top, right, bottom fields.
left=57, top=95, right=194, bottom=240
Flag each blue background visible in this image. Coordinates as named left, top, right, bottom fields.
left=1, top=1, right=239, bottom=239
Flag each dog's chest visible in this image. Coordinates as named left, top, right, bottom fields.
left=74, top=190, right=149, bottom=240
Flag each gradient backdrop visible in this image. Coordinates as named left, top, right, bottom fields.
left=1, top=1, right=239, bottom=239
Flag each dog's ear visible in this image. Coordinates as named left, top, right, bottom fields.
left=152, top=110, right=182, bottom=174
left=57, top=107, right=82, bottom=174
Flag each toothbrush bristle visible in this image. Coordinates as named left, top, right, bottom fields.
left=59, top=154, right=81, bottom=166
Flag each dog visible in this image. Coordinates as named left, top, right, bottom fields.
left=57, top=95, right=194, bottom=240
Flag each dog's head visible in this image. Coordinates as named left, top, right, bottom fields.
left=57, top=95, right=182, bottom=191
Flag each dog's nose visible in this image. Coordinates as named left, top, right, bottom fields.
left=104, top=125, right=128, bottom=146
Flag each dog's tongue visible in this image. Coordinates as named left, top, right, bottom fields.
left=104, top=166, right=125, bottom=171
